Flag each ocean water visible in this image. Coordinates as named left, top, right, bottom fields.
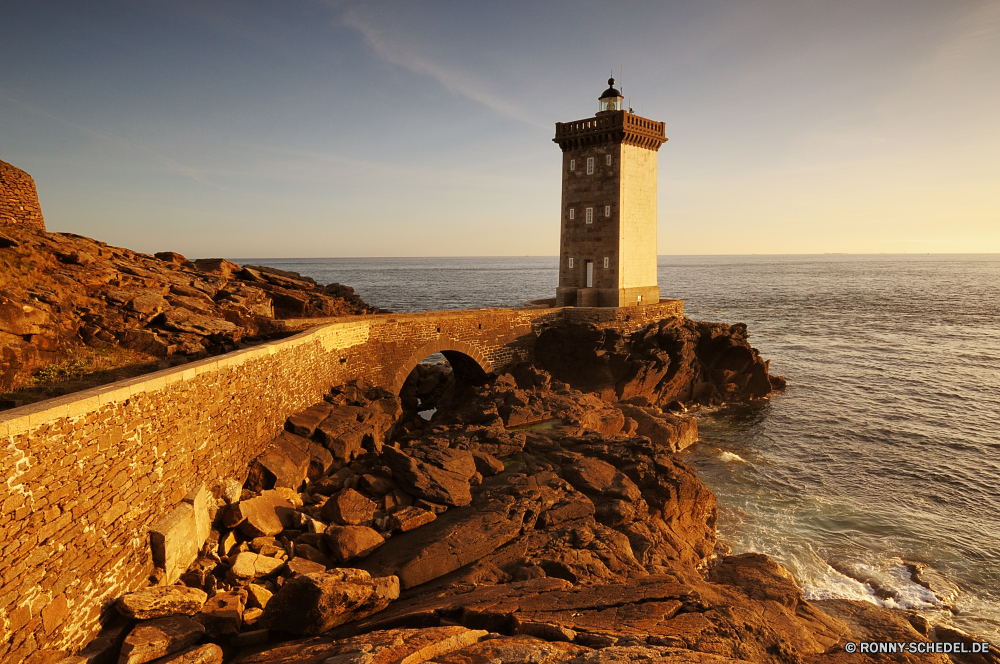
left=238, top=254, right=1000, bottom=641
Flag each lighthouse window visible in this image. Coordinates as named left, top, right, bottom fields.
left=586, top=207, right=593, bottom=224
left=605, top=205, right=611, bottom=217
left=586, top=157, right=594, bottom=174
left=569, top=209, right=575, bottom=220
left=606, top=155, right=612, bottom=165
left=604, top=257, right=609, bottom=268
left=569, top=257, right=574, bottom=268
left=570, top=159, right=575, bottom=171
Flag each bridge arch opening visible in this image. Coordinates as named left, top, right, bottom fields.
left=394, top=340, right=490, bottom=427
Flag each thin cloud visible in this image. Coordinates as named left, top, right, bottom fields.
left=0, top=87, right=227, bottom=191
left=340, top=6, right=547, bottom=129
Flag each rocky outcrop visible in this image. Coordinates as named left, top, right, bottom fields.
left=0, top=223, right=381, bottom=397
left=67, top=359, right=996, bottom=664
left=535, top=317, right=785, bottom=408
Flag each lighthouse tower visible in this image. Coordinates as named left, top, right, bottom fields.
left=553, top=78, right=667, bottom=307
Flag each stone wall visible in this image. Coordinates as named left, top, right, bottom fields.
left=619, top=143, right=658, bottom=300
left=0, top=302, right=682, bottom=663
left=0, top=161, right=45, bottom=232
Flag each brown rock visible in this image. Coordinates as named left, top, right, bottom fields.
left=286, top=557, right=328, bottom=576
left=245, top=584, right=273, bottom=610
left=153, top=251, right=190, bottom=265
left=246, top=431, right=312, bottom=493
left=259, top=570, right=399, bottom=635
left=229, top=552, right=285, bottom=580
left=386, top=506, right=436, bottom=532
left=429, top=635, right=587, bottom=663
left=192, top=258, right=240, bottom=277
left=294, top=542, right=334, bottom=567
left=116, top=586, right=208, bottom=620
left=358, top=503, right=525, bottom=589
left=193, top=589, right=246, bottom=639
left=146, top=643, right=222, bottom=664
left=471, top=451, right=505, bottom=476
left=617, top=403, right=698, bottom=452
left=562, top=457, right=641, bottom=503
left=234, top=626, right=486, bottom=664
left=286, top=402, right=333, bottom=438
left=381, top=446, right=473, bottom=507
left=325, top=525, right=385, bottom=562
left=127, top=293, right=169, bottom=316
left=224, top=490, right=295, bottom=538
left=118, top=615, right=205, bottom=664
left=320, top=488, right=376, bottom=526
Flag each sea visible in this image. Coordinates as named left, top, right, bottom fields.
left=236, top=254, right=1000, bottom=641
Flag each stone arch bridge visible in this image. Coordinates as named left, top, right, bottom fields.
left=280, top=300, right=683, bottom=394
left=0, top=300, right=682, bottom=663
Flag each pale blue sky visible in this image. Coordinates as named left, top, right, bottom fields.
left=1, top=1, right=997, bottom=257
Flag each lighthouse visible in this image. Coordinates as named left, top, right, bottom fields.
left=553, top=78, right=667, bottom=307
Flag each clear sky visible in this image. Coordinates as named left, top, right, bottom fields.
left=1, top=1, right=997, bottom=258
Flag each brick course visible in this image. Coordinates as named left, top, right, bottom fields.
left=0, top=300, right=681, bottom=662
left=0, top=161, right=45, bottom=232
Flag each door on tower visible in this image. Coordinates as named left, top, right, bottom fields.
left=585, top=260, right=594, bottom=288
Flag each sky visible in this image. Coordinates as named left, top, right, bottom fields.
left=1, top=1, right=998, bottom=258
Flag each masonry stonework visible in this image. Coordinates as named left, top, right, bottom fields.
left=553, top=83, right=667, bottom=309
left=0, top=301, right=682, bottom=663
left=0, top=161, right=45, bottom=232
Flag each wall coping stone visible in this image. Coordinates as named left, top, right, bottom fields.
left=0, top=301, right=685, bottom=439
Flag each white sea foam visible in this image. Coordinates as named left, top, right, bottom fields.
left=719, top=451, right=746, bottom=463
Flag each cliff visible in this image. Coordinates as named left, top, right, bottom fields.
left=0, top=221, right=379, bottom=402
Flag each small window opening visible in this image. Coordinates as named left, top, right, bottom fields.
left=570, top=159, right=575, bottom=170
left=603, top=257, right=609, bottom=268
left=569, top=209, right=575, bottom=220
left=606, top=155, right=612, bottom=165
left=605, top=205, right=611, bottom=217
left=586, top=157, right=594, bottom=175
left=585, top=207, right=593, bottom=224
left=568, top=257, right=574, bottom=268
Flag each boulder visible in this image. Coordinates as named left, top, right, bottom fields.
left=386, top=506, right=436, bottom=533
left=358, top=503, right=525, bottom=589
left=246, top=431, right=312, bottom=492
left=229, top=552, right=285, bottom=580
left=325, top=526, right=385, bottom=563
left=193, top=589, right=246, bottom=639
left=286, top=402, right=333, bottom=438
left=145, top=644, right=222, bottom=664
left=381, top=446, right=473, bottom=507
left=315, top=405, right=393, bottom=462
left=320, top=488, right=376, bottom=526
left=617, top=404, right=698, bottom=452
left=245, top=584, right=273, bottom=610
left=471, top=451, right=505, bottom=477
left=116, top=586, right=207, bottom=620
left=150, top=485, right=211, bottom=586
left=234, top=626, right=486, bottom=664
left=118, top=615, right=205, bottom=664
left=192, top=258, right=239, bottom=278
left=286, top=557, right=328, bottom=576
left=259, top=570, right=400, bottom=635
left=224, top=490, right=296, bottom=538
